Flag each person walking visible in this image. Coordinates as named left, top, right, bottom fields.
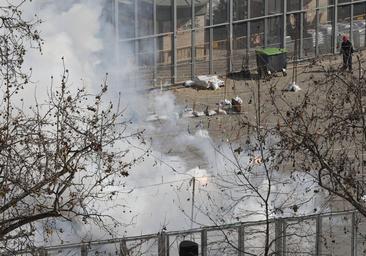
left=340, top=35, right=354, bottom=72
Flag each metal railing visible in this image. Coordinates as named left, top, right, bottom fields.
left=15, top=210, right=366, bottom=256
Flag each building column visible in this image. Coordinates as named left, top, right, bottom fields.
left=191, top=0, right=196, bottom=79
left=229, top=0, right=234, bottom=72
left=283, top=0, right=287, bottom=49
left=172, top=0, right=177, bottom=84
left=333, top=0, right=338, bottom=54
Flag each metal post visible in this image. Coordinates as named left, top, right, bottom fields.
left=315, top=0, right=320, bottom=56
left=315, top=215, right=322, bottom=256
left=209, top=0, right=213, bottom=74
left=153, top=0, right=157, bottom=87
left=201, top=229, right=208, bottom=256
left=264, top=0, right=268, bottom=48
left=39, top=248, right=48, bottom=256
left=352, top=212, right=357, bottom=256
left=191, top=0, right=196, bottom=79
left=333, top=0, right=338, bottom=54
left=114, top=0, right=120, bottom=69
left=246, top=0, right=251, bottom=68
left=350, top=3, right=354, bottom=44
left=120, top=240, right=129, bottom=256
left=283, top=0, right=287, bottom=48
left=190, top=177, right=196, bottom=229
left=158, top=232, right=167, bottom=256
left=172, top=0, right=177, bottom=84
left=81, top=244, right=88, bottom=256
left=300, top=0, right=304, bottom=58
left=134, top=0, right=139, bottom=87
left=229, top=0, right=234, bottom=72
left=238, top=225, right=245, bottom=256
left=275, top=219, right=284, bottom=256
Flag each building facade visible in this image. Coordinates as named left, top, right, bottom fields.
left=111, top=0, right=366, bottom=86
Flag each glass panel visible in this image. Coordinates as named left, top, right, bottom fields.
left=157, top=34, right=173, bottom=85
left=157, top=1, right=172, bottom=33
left=338, top=0, right=351, bottom=3
left=195, top=28, right=210, bottom=75
left=137, top=0, right=154, bottom=36
left=177, top=0, right=192, bottom=31
left=118, top=0, right=135, bottom=39
left=320, top=214, right=353, bottom=256
left=268, top=0, right=283, bottom=15
left=206, top=228, right=238, bottom=255
left=287, top=0, right=301, bottom=11
left=286, top=13, right=301, bottom=59
left=337, top=5, right=351, bottom=52
left=195, top=1, right=210, bottom=27
left=250, top=0, right=265, bottom=18
left=353, top=3, right=366, bottom=49
left=249, top=19, right=264, bottom=66
left=213, top=0, right=228, bottom=25
left=267, top=16, right=282, bottom=48
left=233, top=22, right=248, bottom=71
left=233, top=0, right=248, bottom=21
left=304, top=7, right=316, bottom=57
left=284, top=218, right=317, bottom=255
left=176, top=30, right=192, bottom=81
left=319, top=0, right=335, bottom=7
left=319, top=7, right=334, bottom=54
left=212, top=26, right=228, bottom=74
left=137, top=38, right=155, bottom=84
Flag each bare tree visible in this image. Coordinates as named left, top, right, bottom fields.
left=0, top=1, right=146, bottom=252
left=269, top=55, right=366, bottom=217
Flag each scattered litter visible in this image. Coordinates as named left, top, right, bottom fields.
left=216, top=108, right=227, bottom=115
left=287, top=82, right=301, bottom=92
left=192, top=111, right=205, bottom=117
left=231, top=96, right=243, bottom=113
left=146, top=114, right=169, bottom=122
left=184, top=75, right=224, bottom=90
left=218, top=99, right=232, bottom=107
left=181, top=111, right=194, bottom=118
left=184, top=80, right=195, bottom=87
left=206, top=110, right=217, bottom=116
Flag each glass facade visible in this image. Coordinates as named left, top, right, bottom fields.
left=112, top=0, right=366, bottom=86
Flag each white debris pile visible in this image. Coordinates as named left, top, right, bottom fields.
left=184, top=75, right=225, bottom=90
left=231, top=96, right=243, bottom=113
left=287, top=82, right=301, bottom=92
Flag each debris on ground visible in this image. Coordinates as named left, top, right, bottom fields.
left=231, top=96, right=243, bottom=113
left=146, top=113, right=169, bottom=122
left=192, top=111, right=205, bottom=117
left=184, top=80, right=195, bottom=87
left=184, top=75, right=225, bottom=90
left=215, top=108, right=227, bottom=115
left=287, top=82, right=301, bottom=92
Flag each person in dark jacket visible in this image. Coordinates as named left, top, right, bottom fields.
left=340, top=35, right=354, bottom=71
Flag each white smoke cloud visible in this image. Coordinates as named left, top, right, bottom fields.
left=15, top=0, right=327, bottom=249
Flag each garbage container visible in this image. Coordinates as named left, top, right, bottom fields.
left=255, top=48, right=287, bottom=78
left=179, top=241, right=198, bottom=256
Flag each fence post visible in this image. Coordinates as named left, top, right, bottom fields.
left=158, top=232, right=167, bottom=256
left=275, top=219, right=284, bottom=256
left=238, top=225, right=244, bottom=256
left=120, top=240, right=129, bottom=256
left=201, top=229, right=207, bottom=256
left=81, top=244, right=88, bottom=256
left=315, top=215, right=322, bottom=256
left=352, top=212, right=357, bottom=256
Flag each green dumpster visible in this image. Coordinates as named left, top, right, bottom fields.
left=255, top=48, right=287, bottom=77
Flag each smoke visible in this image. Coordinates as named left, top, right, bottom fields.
left=15, top=0, right=328, bottom=248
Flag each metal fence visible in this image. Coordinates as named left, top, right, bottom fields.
left=111, top=0, right=366, bottom=86
left=17, top=210, right=366, bottom=256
